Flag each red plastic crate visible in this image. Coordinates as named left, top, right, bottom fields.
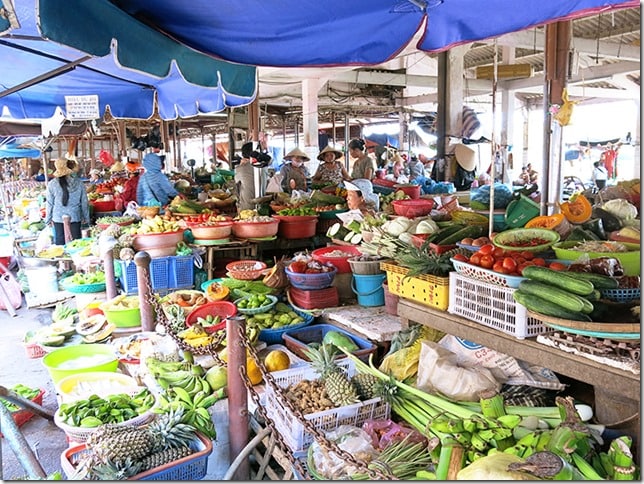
left=288, top=286, right=339, bottom=309
left=1, top=389, right=45, bottom=437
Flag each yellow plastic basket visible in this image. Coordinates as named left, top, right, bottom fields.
left=380, top=262, right=449, bottom=311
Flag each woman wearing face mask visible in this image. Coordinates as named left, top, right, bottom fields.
left=348, top=138, right=374, bottom=181
left=280, top=147, right=311, bottom=193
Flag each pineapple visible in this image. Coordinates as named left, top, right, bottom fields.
left=140, top=446, right=194, bottom=472
left=91, top=457, right=143, bottom=480
left=305, top=343, right=360, bottom=407
left=351, top=373, right=379, bottom=400
left=85, top=408, right=197, bottom=470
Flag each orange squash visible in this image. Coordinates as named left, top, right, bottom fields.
left=525, top=213, right=572, bottom=239
left=559, top=194, right=592, bottom=224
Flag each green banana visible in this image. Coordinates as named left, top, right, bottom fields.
left=470, top=432, right=489, bottom=452
left=192, top=390, right=207, bottom=408
left=496, top=414, right=522, bottom=429
left=172, top=386, right=194, bottom=405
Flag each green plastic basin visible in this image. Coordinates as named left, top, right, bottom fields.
left=42, top=344, right=118, bottom=384
left=552, top=241, right=641, bottom=276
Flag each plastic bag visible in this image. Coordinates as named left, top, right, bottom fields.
left=35, top=225, right=53, bottom=253
left=309, top=425, right=378, bottom=479
left=362, top=419, right=429, bottom=450
left=439, top=335, right=565, bottom=391
left=123, top=201, right=141, bottom=219
left=416, top=340, right=500, bottom=401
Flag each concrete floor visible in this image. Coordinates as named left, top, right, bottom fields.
left=0, top=300, right=70, bottom=480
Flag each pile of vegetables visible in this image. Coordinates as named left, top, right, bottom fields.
left=338, top=349, right=639, bottom=480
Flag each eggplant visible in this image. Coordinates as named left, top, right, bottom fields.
left=591, top=206, right=622, bottom=232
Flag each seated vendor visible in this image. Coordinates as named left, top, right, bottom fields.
left=344, top=179, right=379, bottom=215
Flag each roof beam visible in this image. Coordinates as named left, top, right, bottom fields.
left=474, top=29, right=640, bottom=62
left=330, top=70, right=492, bottom=91
left=501, top=60, right=640, bottom=90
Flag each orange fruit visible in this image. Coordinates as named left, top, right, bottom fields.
left=264, top=350, right=290, bottom=372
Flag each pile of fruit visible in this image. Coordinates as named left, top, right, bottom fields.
left=182, top=213, right=230, bottom=225
left=63, top=271, right=106, bottom=286
left=452, top=243, right=565, bottom=277
left=236, top=293, right=273, bottom=310
left=130, top=216, right=181, bottom=235
left=287, top=258, right=335, bottom=274
left=0, top=384, right=41, bottom=412
left=245, top=302, right=306, bottom=330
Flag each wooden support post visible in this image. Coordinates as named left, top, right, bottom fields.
left=227, top=315, right=249, bottom=481
left=102, top=244, right=118, bottom=300
left=134, top=251, right=155, bottom=332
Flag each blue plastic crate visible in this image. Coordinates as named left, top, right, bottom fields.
left=117, top=255, right=193, bottom=294
left=170, top=255, right=195, bottom=288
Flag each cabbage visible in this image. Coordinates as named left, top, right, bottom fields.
left=382, top=217, right=413, bottom=236
left=414, top=218, right=439, bottom=235
left=602, top=199, right=638, bottom=222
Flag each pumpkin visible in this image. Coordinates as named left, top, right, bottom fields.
left=525, top=213, right=572, bottom=239
left=205, top=282, right=230, bottom=302
left=559, top=193, right=592, bottom=224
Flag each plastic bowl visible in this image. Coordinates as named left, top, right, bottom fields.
left=226, top=260, right=267, bottom=280
left=285, top=265, right=337, bottom=290
left=311, top=245, right=363, bottom=273
left=42, top=344, right=119, bottom=384
left=233, top=294, right=278, bottom=315
left=391, top=199, right=435, bottom=218
left=492, top=228, right=560, bottom=253
left=56, top=371, right=141, bottom=403
left=185, top=301, right=237, bottom=333
left=552, top=241, right=640, bottom=276
left=231, top=219, right=279, bottom=239
left=100, top=296, right=141, bottom=327
left=190, top=221, right=233, bottom=240
left=132, top=230, right=185, bottom=250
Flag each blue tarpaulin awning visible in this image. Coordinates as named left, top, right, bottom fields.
left=0, top=0, right=257, bottom=120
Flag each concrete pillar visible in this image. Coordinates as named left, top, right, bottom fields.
left=501, top=45, right=516, bottom=182
left=634, top=101, right=641, bottom=179
left=302, top=78, right=323, bottom=174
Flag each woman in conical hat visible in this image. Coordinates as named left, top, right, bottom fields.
left=280, top=147, right=310, bottom=193
left=312, top=145, right=350, bottom=187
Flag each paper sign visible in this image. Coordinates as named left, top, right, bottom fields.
left=65, top=95, right=100, bottom=120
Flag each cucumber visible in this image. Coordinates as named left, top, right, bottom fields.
left=512, top=290, right=591, bottom=321
left=579, top=297, right=594, bottom=315
left=583, top=289, right=602, bottom=301
left=350, top=233, right=363, bottom=245
left=327, top=222, right=350, bottom=240
left=430, top=224, right=465, bottom=244
left=517, top=280, right=587, bottom=313
left=438, top=224, right=485, bottom=245
left=564, top=271, right=619, bottom=289
left=521, top=265, right=594, bottom=296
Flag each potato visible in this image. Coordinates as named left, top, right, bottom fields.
left=461, top=237, right=474, bottom=245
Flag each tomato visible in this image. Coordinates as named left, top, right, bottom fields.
left=478, top=244, right=495, bottom=256
left=502, top=257, right=518, bottom=273
left=493, top=260, right=508, bottom=274
left=492, top=247, right=506, bottom=258
left=480, top=254, right=495, bottom=269
left=532, top=257, right=546, bottom=267
left=469, top=253, right=482, bottom=266
left=452, top=253, right=469, bottom=262
left=288, top=261, right=308, bottom=273
left=548, top=261, right=568, bottom=271
left=520, top=251, right=535, bottom=261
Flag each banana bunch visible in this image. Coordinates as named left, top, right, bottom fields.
left=238, top=209, right=257, bottom=220
left=430, top=413, right=522, bottom=462
left=52, top=303, right=77, bottom=324
left=156, top=386, right=226, bottom=439
left=176, top=324, right=214, bottom=348
left=131, top=215, right=181, bottom=235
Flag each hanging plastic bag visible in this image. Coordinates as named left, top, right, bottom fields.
left=123, top=201, right=141, bottom=219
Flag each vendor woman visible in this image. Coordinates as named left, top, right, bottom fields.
left=344, top=179, right=379, bottom=214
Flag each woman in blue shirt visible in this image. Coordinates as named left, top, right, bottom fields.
left=44, top=158, right=90, bottom=245
left=136, top=152, right=178, bottom=206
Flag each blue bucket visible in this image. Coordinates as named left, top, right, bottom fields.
left=351, top=273, right=386, bottom=307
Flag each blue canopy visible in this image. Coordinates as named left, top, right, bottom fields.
left=91, top=0, right=638, bottom=67
left=0, top=143, right=41, bottom=159
left=0, top=0, right=257, bottom=120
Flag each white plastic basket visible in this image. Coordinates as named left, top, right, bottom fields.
left=451, top=258, right=525, bottom=288
left=448, top=272, right=549, bottom=339
left=53, top=396, right=157, bottom=444
left=263, top=359, right=390, bottom=456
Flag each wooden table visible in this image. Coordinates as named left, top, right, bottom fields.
left=397, top=299, right=640, bottom=437
left=195, top=240, right=258, bottom=280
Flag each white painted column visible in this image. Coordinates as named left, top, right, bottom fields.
left=500, top=45, right=516, bottom=183
left=633, top=100, right=640, bottom=179
left=444, top=45, right=467, bottom=180
left=302, top=78, right=323, bottom=175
